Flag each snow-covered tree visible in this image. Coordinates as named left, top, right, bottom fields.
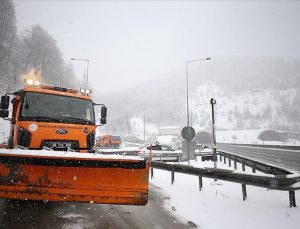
left=0, top=0, right=17, bottom=92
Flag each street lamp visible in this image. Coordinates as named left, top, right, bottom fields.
left=185, top=57, right=211, bottom=165
left=71, top=58, right=90, bottom=89
left=210, top=98, right=217, bottom=170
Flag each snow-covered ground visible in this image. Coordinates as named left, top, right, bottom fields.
left=152, top=129, right=300, bottom=146
left=190, top=83, right=298, bottom=131
left=126, top=83, right=300, bottom=139
left=150, top=159, right=300, bottom=229
left=216, top=129, right=265, bottom=144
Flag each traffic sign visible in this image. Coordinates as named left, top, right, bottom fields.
left=181, top=126, right=195, bottom=141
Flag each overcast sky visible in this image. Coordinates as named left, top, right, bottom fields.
left=14, top=0, right=300, bottom=94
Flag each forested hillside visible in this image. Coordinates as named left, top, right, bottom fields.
left=0, top=0, right=79, bottom=93
left=99, top=58, right=300, bottom=136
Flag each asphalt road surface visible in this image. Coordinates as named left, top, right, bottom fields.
left=218, top=143, right=300, bottom=173
left=0, top=185, right=195, bottom=229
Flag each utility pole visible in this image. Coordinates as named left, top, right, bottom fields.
left=210, top=98, right=217, bottom=169
left=185, top=57, right=211, bottom=165
left=71, top=58, right=89, bottom=89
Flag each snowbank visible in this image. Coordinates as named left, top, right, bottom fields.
left=0, top=148, right=143, bottom=160
left=150, top=160, right=300, bottom=229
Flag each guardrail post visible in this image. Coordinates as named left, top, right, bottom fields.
left=171, top=171, right=175, bottom=185
left=252, top=163, right=256, bottom=173
left=160, top=153, right=162, bottom=162
left=177, top=154, right=180, bottom=163
left=219, top=155, right=222, bottom=162
left=242, top=160, right=246, bottom=171
left=199, top=176, right=203, bottom=191
left=151, top=167, right=154, bottom=179
left=224, top=155, right=226, bottom=164
left=242, top=184, right=247, bottom=201
left=228, top=157, right=231, bottom=167
left=234, top=157, right=237, bottom=169
left=289, top=191, right=296, bottom=207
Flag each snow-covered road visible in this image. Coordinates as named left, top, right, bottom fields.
left=218, top=143, right=300, bottom=173
left=0, top=186, right=193, bottom=229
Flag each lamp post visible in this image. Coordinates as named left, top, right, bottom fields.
left=71, top=58, right=90, bottom=89
left=185, top=57, right=211, bottom=165
left=210, top=98, right=217, bottom=170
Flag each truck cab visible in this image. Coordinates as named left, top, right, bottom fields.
left=0, top=80, right=107, bottom=151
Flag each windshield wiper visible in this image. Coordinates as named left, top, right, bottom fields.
left=21, top=115, right=93, bottom=124
left=60, top=116, right=94, bottom=123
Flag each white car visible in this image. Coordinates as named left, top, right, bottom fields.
left=141, top=144, right=182, bottom=162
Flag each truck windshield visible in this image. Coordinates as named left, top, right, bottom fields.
left=112, top=136, right=121, bottom=141
left=20, top=92, right=95, bottom=124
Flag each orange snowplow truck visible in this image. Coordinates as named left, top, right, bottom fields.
left=96, top=135, right=122, bottom=148
left=0, top=80, right=149, bottom=205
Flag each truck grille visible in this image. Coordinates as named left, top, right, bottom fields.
left=40, top=140, right=79, bottom=151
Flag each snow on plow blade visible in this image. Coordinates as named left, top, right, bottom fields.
left=0, top=150, right=149, bottom=205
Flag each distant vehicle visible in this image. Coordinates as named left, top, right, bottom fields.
left=141, top=144, right=182, bottom=162
left=95, top=135, right=122, bottom=148
left=195, top=142, right=203, bottom=150
left=196, top=146, right=215, bottom=161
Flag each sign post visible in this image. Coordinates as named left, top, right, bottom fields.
left=181, top=126, right=196, bottom=164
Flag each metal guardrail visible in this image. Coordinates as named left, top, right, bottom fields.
left=150, top=161, right=300, bottom=207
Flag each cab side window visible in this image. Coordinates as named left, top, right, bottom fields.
left=161, top=145, right=172, bottom=151
left=153, top=145, right=162, bottom=150
left=147, top=145, right=161, bottom=150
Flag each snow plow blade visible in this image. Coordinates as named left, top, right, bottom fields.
left=0, top=150, right=149, bottom=205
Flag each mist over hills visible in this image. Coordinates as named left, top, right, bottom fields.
left=97, top=57, right=300, bottom=136
left=197, top=57, right=300, bottom=91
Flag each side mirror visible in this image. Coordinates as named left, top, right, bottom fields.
left=0, top=95, right=10, bottom=110
left=0, top=110, right=9, bottom=118
left=100, top=106, right=107, bottom=125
